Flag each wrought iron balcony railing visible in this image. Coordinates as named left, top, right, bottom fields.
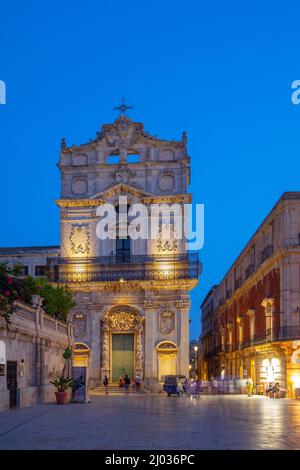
left=203, top=327, right=300, bottom=358
left=244, top=264, right=255, bottom=280
left=240, top=326, right=300, bottom=348
left=47, top=252, right=201, bottom=283
left=261, top=244, right=273, bottom=264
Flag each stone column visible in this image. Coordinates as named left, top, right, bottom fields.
left=100, top=321, right=110, bottom=382
left=89, top=309, right=101, bottom=387
left=143, top=300, right=157, bottom=391
left=135, top=320, right=144, bottom=380
left=177, top=298, right=190, bottom=377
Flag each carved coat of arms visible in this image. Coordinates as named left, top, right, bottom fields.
left=70, top=224, right=90, bottom=255
left=73, top=312, right=88, bottom=337
left=159, top=310, right=175, bottom=335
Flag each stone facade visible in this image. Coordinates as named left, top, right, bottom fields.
left=200, top=192, right=300, bottom=397
left=0, top=115, right=200, bottom=392
left=0, top=301, right=72, bottom=411
left=54, top=116, right=199, bottom=391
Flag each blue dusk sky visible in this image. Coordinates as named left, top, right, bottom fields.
left=1, top=1, right=300, bottom=338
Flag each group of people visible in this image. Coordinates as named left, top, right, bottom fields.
left=119, top=373, right=141, bottom=392
left=177, top=378, right=201, bottom=397
left=266, top=382, right=281, bottom=398
left=102, top=373, right=142, bottom=394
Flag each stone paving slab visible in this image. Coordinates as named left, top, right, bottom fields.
left=0, top=395, right=299, bottom=450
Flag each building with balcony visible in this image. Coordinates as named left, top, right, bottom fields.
left=0, top=114, right=200, bottom=392
left=200, top=192, right=300, bottom=396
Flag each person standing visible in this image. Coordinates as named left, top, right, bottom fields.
left=103, top=375, right=109, bottom=395
left=246, top=377, right=253, bottom=397
left=135, top=374, right=141, bottom=391
left=177, top=380, right=184, bottom=397
left=195, top=379, right=201, bottom=398
left=124, top=374, right=131, bottom=394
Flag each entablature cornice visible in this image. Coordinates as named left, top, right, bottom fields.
left=57, top=199, right=105, bottom=208
left=54, top=278, right=198, bottom=293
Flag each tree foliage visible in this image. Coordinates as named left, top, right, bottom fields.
left=0, top=262, right=75, bottom=324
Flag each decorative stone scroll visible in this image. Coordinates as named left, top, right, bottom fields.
left=101, top=321, right=109, bottom=369
left=136, top=320, right=144, bottom=370
left=156, top=224, right=178, bottom=253
left=106, top=305, right=141, bottom=331
left=108, top=311, right=136, bottom=331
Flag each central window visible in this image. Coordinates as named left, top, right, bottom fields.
left=116, top=237, right=131, bottom=262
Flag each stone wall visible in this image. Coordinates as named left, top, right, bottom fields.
left=0, top=301, right=73, bottom=411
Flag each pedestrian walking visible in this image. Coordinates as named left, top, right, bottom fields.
left=135, top=374, right=141, bottom=391
left=183, top=377, right=189, bottom=395
left=195, top=379, right=201, bottom=398
left=103, top=375, right=109, bottom=395
left=177, top=380, right=184, bottom=396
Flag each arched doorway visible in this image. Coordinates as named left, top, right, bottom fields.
left=156, top=341, right=178, bottom=382
left=100, top=306, right=144, bottom=382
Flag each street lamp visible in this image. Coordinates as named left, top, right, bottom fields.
left=194, top=346, right=198, bottom=379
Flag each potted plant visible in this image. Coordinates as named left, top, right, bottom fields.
left=50, top=345, right=73, bottom=404
left=50, top=376, right=74, bottom=404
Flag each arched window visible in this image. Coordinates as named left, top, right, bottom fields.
left=127, top=153, right=140, bottom=163
left=106, top=154, right=120, bottom=164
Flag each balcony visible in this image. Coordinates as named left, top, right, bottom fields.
left=244, top=264, right=255, bottom=279
left=235, top=278, right=243, bottom=290
left=241, top=326, right=300, bottom=348
left=47, top=252, right=201, bottom=284
left=261, top=244, right=273, bottom=264
left=226, top=289, right=232, bottom=300
left=204, top=326, right=300, bottom=357
left=204, top=345, right=223, bottom=358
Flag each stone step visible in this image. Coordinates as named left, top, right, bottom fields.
left=91, top=385, right=147, bottom=395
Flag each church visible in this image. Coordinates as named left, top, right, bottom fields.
left=0, top=111, right=200, bottom=392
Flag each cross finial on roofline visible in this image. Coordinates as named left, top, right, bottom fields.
left=113, top=97, right=133, bottom=115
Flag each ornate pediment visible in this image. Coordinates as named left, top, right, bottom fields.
left=95, top=116, right=185, bottom=149
left=90, top=182, right=153, bottom=201
left=61, top=115, right=186, bottom=154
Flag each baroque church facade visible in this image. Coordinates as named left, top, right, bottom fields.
left=0, top=114, right=200, bottom=392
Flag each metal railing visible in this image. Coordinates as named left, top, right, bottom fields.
left=244, top=264, right=255, bottom=279
left=240, top=326, right=300, bottom=348
left=261, top=244, right=273, bottom=264
left=204, top=326, right=300, bottom=357
left=47, top=252, right=201, bottom=283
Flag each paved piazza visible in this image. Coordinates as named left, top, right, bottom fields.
left=0, top=394, right=300, bottom=450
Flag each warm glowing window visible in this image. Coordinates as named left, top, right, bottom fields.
left=250, top=316, right=255, bottom=339
left=239, top=324, right=243, bottom=344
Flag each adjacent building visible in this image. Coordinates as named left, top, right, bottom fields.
left=0, top=301, right=72, bottom=411
left=200, top=192, right=300, bottom=396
